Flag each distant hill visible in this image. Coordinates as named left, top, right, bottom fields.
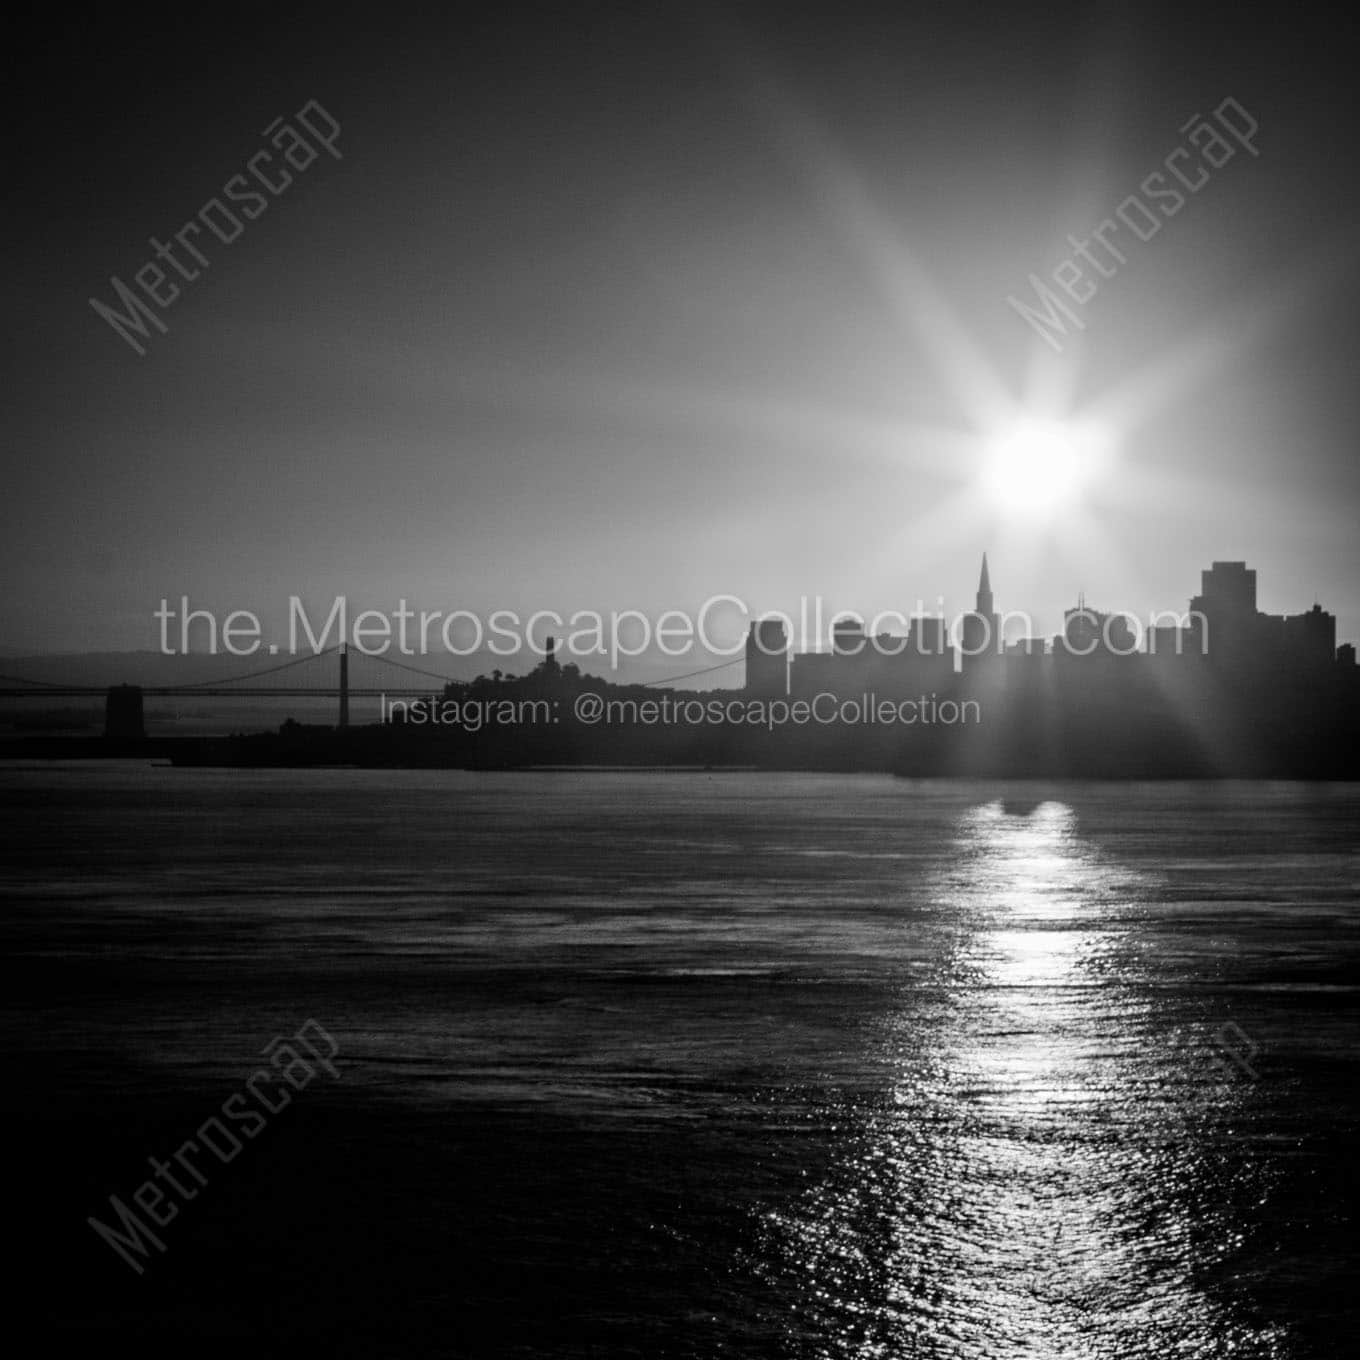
left=0, top=646, right=740, bottom=691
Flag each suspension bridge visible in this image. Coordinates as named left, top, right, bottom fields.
left=0, top=645, right=748, bottom=739
left=0, top=646, right=458, bottom=737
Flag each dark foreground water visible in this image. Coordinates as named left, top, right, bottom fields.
left=2, top=766, right=1358, bottom=1356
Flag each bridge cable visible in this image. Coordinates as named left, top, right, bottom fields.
left=175, top=645, right=343, bottom=689
left=358, top=653, right=461, bottom=685
left=640, top=656, right=746, bottom=688
left=0, top=672, right=76, bottom=689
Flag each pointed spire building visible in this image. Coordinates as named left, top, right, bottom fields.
left=962, top=552, right=1001, bottom=669
left=977, top=552, right=994, bottom=618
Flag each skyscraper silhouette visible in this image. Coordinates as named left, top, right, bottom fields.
left=962, top=553, right=1000, bottom=663
left=977, top=552, right=994, bottom=618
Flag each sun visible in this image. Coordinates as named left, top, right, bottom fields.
left=981, top=417, right=1111, bottom=518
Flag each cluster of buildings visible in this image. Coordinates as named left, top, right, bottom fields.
left=367, top=553, right=1355, bottom=775
left=744, top=556, right=1353, bottom=698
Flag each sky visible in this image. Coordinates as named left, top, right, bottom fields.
left=6, top=1, right=1359, bottom=669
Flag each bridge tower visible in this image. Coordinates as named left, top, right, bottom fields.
left=105, top=685, right=145, bottom=741
left=338, top=644, right=349, bottom=729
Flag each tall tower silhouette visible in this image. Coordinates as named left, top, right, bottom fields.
left=962, top=552, right=1000, bottom=667
left=976, top=553, right=994, bottom=618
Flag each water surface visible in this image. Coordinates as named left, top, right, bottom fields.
left=2, top=767, right=1357, bottom=1355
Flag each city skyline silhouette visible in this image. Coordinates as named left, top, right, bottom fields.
left=5, top=549, right=1352, bottom=777
left=6, top=5, right=1360, bottom=1356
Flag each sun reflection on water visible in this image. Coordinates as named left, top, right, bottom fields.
left=760, top=798, right=1283, bottom=1359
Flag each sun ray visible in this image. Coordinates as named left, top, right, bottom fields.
left=1084, top=235, right=1359, bottom=438
left=703, top=18, right=1016, bottom=435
